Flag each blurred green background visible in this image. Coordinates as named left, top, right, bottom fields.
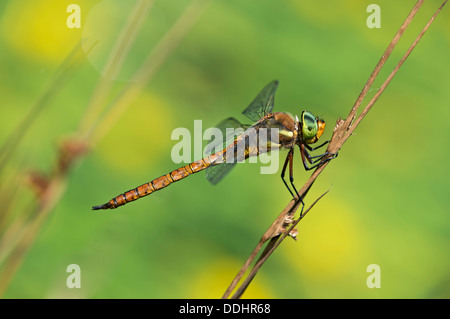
left=0, top=0, right=449, bottom=298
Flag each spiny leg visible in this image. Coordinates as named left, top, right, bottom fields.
left=308, top=151, right=338, bottom=161
left=281, top=148, right=306, bottom=215
left=304, top=140, right=338, bottom=160
left=304, top=140, right=330, bottom=152
left=304, top=140, right=338, bottom=163
left=288, top=147, right=306, bottom=216
left=281, top=148, right=295, bottom=197
left=299, top=143, right=337, bottom=171
left=298, top=181, right=315, bottom=218
left=287, top=148, right=300, bottom=197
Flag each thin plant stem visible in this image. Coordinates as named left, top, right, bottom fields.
left=0, top=0, right=210, bottom=297
left=87, top=0, right=211, bottom=147
left=0, top=42, right=90, bottom=172
left=78, top=0, right=155, bottom=135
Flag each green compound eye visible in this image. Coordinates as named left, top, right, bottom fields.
left=301, top=111, right=318, bottom=140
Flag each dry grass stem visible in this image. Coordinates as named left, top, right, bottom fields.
left=78, top=0, right=155, bottom=137
left=87, top=0, right=211, bottom=147
left=0, top=0, right=210, bottom=297
left=223, top=189, right=329, bottom=299
left=0, top=43, right=90, bottom=172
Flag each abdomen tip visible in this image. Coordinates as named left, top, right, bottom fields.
left=92, top=203, right=109, bottom=210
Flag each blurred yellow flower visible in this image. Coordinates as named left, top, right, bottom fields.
left=286, top=199, right=367, bottom=282
left=1, top=0, right=86, bottom=64
left=186, top=257, right=275, bottom=299
left=96, top=90, right=175, bottom=171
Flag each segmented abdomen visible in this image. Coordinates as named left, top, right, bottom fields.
left=92, top=152, right=222, bottom=210
left=91, top=128, right=270, bottom=211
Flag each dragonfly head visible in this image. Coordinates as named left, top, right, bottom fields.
left=300, top=111, right=325, bottom=144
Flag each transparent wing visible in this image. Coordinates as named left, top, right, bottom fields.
left=204, top=117, right=248, bottom=156
left=206, top=162, right=237, bottom=185
left=205, top=80, right=279, bottom=184
left=241, top=80, right=279, bottom=122
left=204, top=117, right=248, bottom=185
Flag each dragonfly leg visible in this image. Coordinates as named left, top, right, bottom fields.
left=304, top=140, right=330, bottom=152
left=299, top=144, right=338, bottom=171
left=281, top=149, right=306, bottom=216
left=281, top=148, right=295, bottom=197
left=288, top=149, right=300, bottom=198
left=303, top=140, right=338, bottom=161
left=308, top=151, right=338, bottom=161
left=288, top=148, right=306, bottom=216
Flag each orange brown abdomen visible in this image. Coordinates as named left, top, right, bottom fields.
left=92, top=154, right=220, bottom=210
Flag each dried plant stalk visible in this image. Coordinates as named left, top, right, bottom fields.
left=0, top=0, right=210, bottom=297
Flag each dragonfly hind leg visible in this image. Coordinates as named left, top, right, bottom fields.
left=281, top=149, right=296, bottom=196
left=281, top=148, right=306, bottom=216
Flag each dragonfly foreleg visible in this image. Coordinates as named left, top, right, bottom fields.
left=308, top=151, right=337, bottom=161
left=299, top=144, right=338, bottom=171
left=304, top=140, right=330, bottom=152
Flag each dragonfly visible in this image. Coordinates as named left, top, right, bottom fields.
left=92, top=80, right=336, bottom=211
